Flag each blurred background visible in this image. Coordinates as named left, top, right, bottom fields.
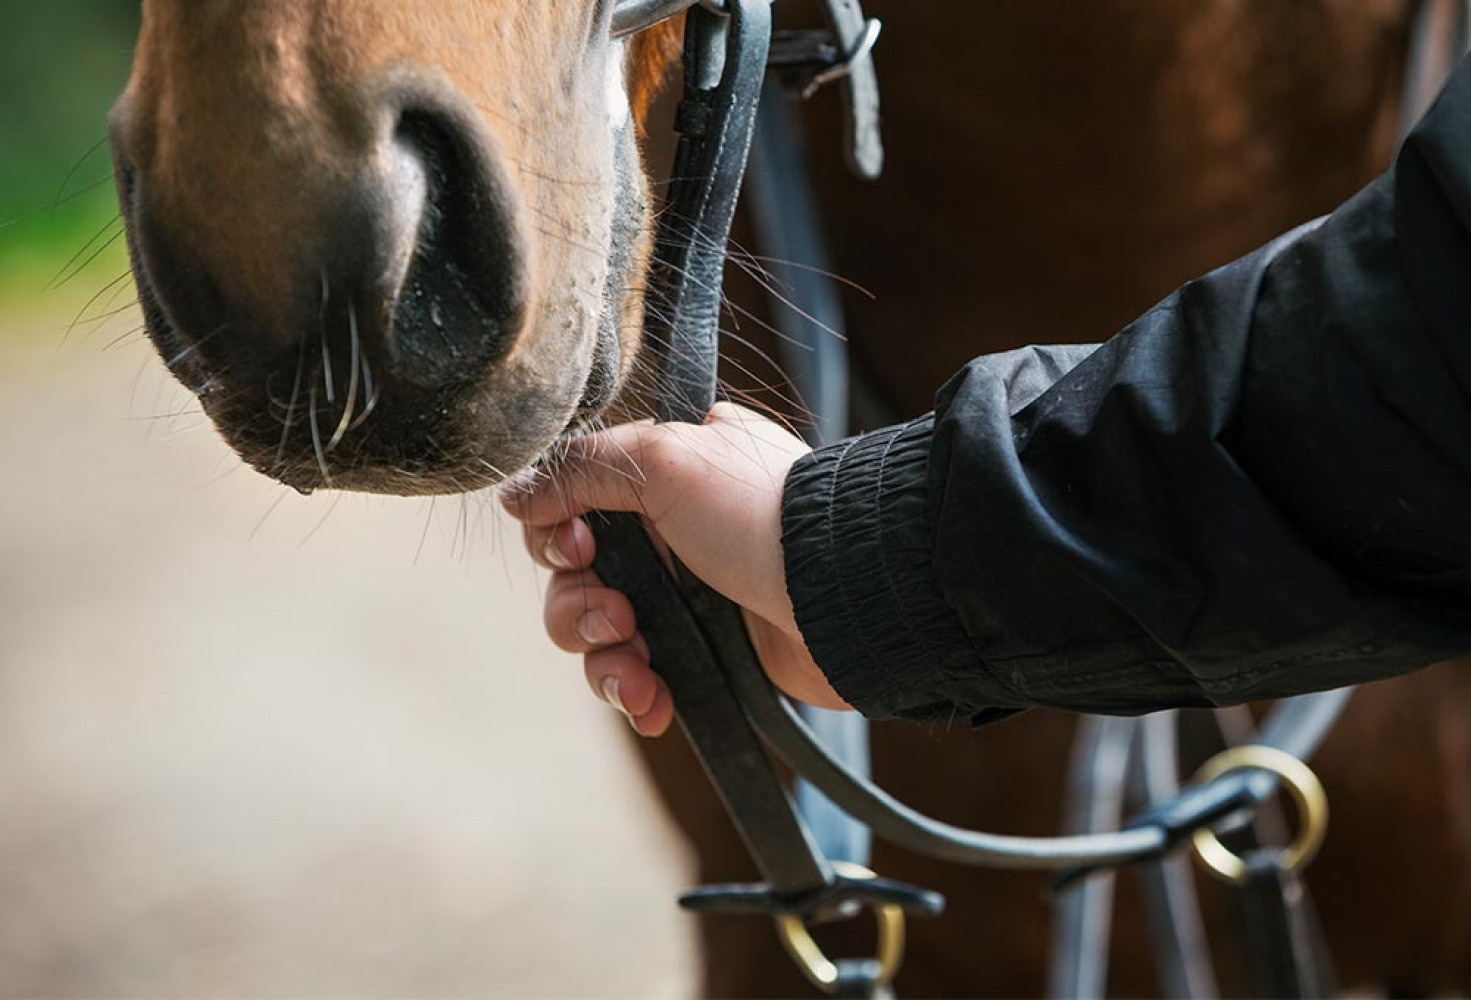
left=0, top=4, right=694, bottom=995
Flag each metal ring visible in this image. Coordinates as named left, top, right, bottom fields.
left=774, top=862, right=906, bottom=994
left=1189, top=745, right=1329, bottom=886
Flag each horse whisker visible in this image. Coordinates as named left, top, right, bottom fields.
left=349, top=349, right=379, bottom=432
left=308, top=379, right=332, bottom=485
left=45, top=215, right=124, bottom=292
left=274, top=335, right=309, bottom=472
left=327, top=298, right=362, bottom=451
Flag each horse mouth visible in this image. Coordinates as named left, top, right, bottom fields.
left=129, top=261, right=623, bottom=499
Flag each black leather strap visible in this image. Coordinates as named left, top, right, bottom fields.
left=590, top=0, right=945, bottom=938
left=747, top=76, right=877, bottom=872
left=814, top=0, right=883, bottom=178
left=764, top=0, right=884, bottom=178
left=1239, top=852, right=1334, bottom=998
left=591, top=0, right=861, bottom=912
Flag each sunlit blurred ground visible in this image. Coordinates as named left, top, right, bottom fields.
left=0, top=295, right=695, bottom=997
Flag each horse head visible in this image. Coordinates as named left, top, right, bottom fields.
left=109, top=1, right=681, bottom=494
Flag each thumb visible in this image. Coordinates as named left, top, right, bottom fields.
left=500, top=421, right=676, bottom=528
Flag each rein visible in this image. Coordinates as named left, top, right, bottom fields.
left=596, top=1, right=1358, bottom=995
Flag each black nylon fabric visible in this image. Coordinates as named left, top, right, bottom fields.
left=782, top=56, right=1471, bottom=724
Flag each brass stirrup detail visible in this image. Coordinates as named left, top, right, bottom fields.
left=775, top=862, right=906, bottom=994
left=1190, top=745, right=1330, bottom=886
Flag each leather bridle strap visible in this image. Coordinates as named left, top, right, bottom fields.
left=591, top=0, right=940, bottom=928
left=592, top=0, right=825, bottom=894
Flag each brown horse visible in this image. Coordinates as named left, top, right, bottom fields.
left=109, top=1, right=1470, bottom=995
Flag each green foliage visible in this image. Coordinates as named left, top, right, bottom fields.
left=0, top=0, right=140, bottom=299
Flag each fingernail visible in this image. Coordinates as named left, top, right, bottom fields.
left=576, top=611, right=621, bottom=646
left=542, top=533, right=572, bottom=570
left=600, top=675, right=628, bottom=715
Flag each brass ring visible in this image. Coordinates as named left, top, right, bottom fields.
left=1189, top=745, right=1330, bottom=886
left=774, top=862, right=906, bottom=994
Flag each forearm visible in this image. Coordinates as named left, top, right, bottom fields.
left=783, top=60, right=1471, bottom=723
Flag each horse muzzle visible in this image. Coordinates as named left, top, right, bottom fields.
left=107, top=76, right=592, bottom=495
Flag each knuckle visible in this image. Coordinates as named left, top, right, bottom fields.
left=643, top=426, right=681, bottom=471
left=708, top=400, right=743, bottom=423
left=644, top=430, right=691, bottom=496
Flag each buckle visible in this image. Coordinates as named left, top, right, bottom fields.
left=767, top=1, right=884, bottom=179
left=679, top=866, right=942, bottom=997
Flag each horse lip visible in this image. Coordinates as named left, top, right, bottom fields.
left=115, top=188, right=215, bottom=397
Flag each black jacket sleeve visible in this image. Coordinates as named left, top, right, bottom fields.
left=781, top=57, right=1471, bottom=724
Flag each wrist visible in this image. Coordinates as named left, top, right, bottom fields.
left=781, top=417, right=1008, bottom=722
left=744, top=611, right=851, bottom=710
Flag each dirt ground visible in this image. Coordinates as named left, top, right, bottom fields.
left=0, top=301, right=696, bottom=997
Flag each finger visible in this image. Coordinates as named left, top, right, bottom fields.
left=630, top=685, right=675, bottom=737
left=500, top=422, right=673, bottom=528
left=543, top=572, right=637, bottom=653
left=522, top=517, right=596, bottom=571
left=706, top=400, right=757, bottom=427
left=584, top=641, right=675, bottom=738
left=583, top=637, right=658, bottom=718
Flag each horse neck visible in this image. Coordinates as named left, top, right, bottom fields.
left=800, top=0, right=1415, bottom=414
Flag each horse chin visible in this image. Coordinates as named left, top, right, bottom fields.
left=180, top=286, right=633, bottom=498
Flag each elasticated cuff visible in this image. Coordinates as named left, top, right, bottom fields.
left=780, top=417, right=1028, bottom=722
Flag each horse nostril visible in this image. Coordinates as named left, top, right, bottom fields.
left=385, top=107, right=529, bottom=387
left=327, top=137, right=429, bottom=333
left=125, top=98, right=529, bottom=399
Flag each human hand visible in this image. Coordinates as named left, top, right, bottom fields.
left=501, top=402, right=852, bottom=736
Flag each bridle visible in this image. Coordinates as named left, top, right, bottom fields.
left=613, top=0, right=884, bottom=177
left=594, top=2, right=1358, bottom=997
